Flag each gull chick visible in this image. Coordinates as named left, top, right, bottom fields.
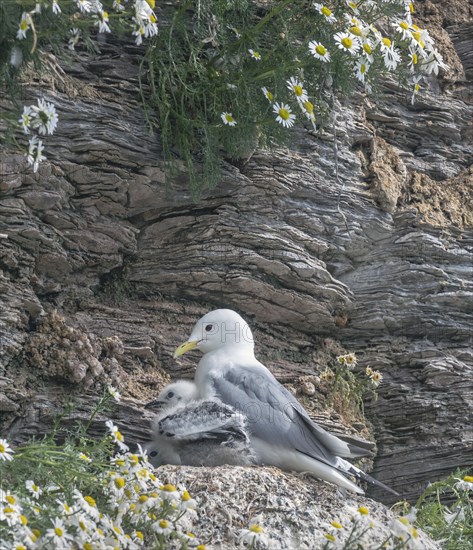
left=144, top=380, right=255, bottom=467
left=174, top=308, right=398, bottom=496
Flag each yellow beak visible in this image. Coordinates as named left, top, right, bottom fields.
left=173, top=340, right=199, bottom=359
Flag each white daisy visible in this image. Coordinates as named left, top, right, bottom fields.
left=454, top=475, right=473, bottom=492
left=94, top=10, right=111, bottom=34
left=261, top=87, right=274, bottom=103
left=334, top=32, right=360, bottom=55
left=76, top=0, right=93, bottom=13
left=240, top=524, right=270, bottom=548
left=25, top=480, right=42, bottom=499
left=105, top=420, right=129, bottom=451
left=313, top=3, right=336, bottom=24
left=378, top=37, right=401, bottom=71
left=221, top=112, right=237, bottom=126
left=360, top=40, right=374, bottom=62
left=273, top=102, right=296, bottom=128
left=153, top=518, right=173, bottom=535
left=355, top=58, right=370, bottom=82
left=73, top=490, right=100, bottom=520
left=300, top=100, right=316, bottom=122
left=158, top=484, right=180, bottom=502
left=18, top=106, right=33, bottom=134
left=393, top=20, right=411, bottom=40
left=248, top=49, right=261, bottom=61
left=16, top=12, right=30, bottom=40
left=26, top=137, right=46, bottom=173
left=287, top=77, right=308, bottom=103
left=46, top=517, right=74, bottom=547
left=308, top=41, right=331, bottom=62
left=107, top=385, right=121, bottom=402
left=31, top=98, right=58, bottom=135
left=113, top=0, right=125, bottom=11
left=422, top=50, right=447, bottom=75
left=68, top=28, right=81, bottom=51
left=52, top=1, right=61, bottom=14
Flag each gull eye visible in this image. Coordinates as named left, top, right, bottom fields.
left=150, top=451, right=158, bottom=457
left=205, top=324, right=213, bottom=332
left=167, top=391, right=174, bottom=399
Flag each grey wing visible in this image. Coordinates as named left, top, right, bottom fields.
left=210, top=364, right=358, bottom=465
left=156, top=400, right=249, bottom=443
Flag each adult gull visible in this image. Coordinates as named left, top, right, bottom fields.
left=173, top=308, right=397, bottom=495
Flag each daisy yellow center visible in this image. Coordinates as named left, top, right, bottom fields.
left=116, top=431, right=123, bottom=442
left=358, top=506, right=369, bottom=515
left=382, top=37, right=391, bottom=47
left=414, top=83, right=420, bottom=92
left=278, top=108, right=290, bottom=121
left=409, top=2, right=414, bottom=13
left=150, top=14, right=157, bottom=23
left=348, top=2, right=357, bottom=8
left=182, top=491, right=191, bottom=501
left=400, top=21, right=409, bottom=30
left=54, top=527, right=63, bottom=537
left=130, top=455, right=139, bottom=464
left=146, top=0, right=155, bottom=7
left=331, top=521, right=343, bottom=529
left=325, top=534, right=336, bottom=542
left=84, top=544, right=93, bottom=550
left=316, top=44, right=327, bottom=56
left=350, top=26, right=362, bottom=36
left=102, top=11, right=108, bottom=18
left=115, top=478, right=125, bottom=489
left=249, top=524, right=263, bottom=533
left=412, top=24, right=420, bottom=31
left=197, top=546, right=206, bottom=550
left=363, top=43, right=372, bottom=54
left=4, top=507, right=14, bottom=514
left=187, top=532, right=195, bottom=538
left=161, top=484, right=177, bottom=492
left=6, top=495, right=16, bottom=505
left=84, top=496, right=96, bottom=507
left=139, top=495, right=149, bottom=503
left=159, top=520, right=169, bottom=528
left=20, top=20, right=28, bottom=31
left=399, top=517, right=410, bottom=526
left=360, top=63, right=367, bottom=74
left=373, top=373, right=381, bottom=381
left=412, top=528, right=419, bottom=539
left=265, top=91, right=274, bottom=101
left=321, top=6, right=332, bottom=17
left=341, top=37, right=353, bottom=49
left=79, top=520, right=87, bottom=531
left=303, top=101, right=314, bottom=114
left=135, top=531, right=144, bottom=540
left=411, top=53, right=418, bottom=64
left=366, top=367, right=373, bottom=375
left=464, top=476, right=473, bottom=482
left=293, top=85, right=303, bottom=97
left=20, top=515, right=28, bottom=526
left=225, top=114, right=234, bottom=123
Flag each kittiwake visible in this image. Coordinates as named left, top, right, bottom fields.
left=144, top=380, right=255, bottom=467
left=173, top=308, right=398, bottom=496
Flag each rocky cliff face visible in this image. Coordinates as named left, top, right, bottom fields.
left=1, top=0, right=472, bottom=513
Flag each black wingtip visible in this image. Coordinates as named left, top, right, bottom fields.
left=354, top=469, right=400, bottom=497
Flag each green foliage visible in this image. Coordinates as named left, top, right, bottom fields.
left=321, top=353, right=380, bottom=420
left=414, top=471, right=473, bottom=550
left=0, top=388, right=202, bottom=549
left=1, top=1, right=446, bottom=191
